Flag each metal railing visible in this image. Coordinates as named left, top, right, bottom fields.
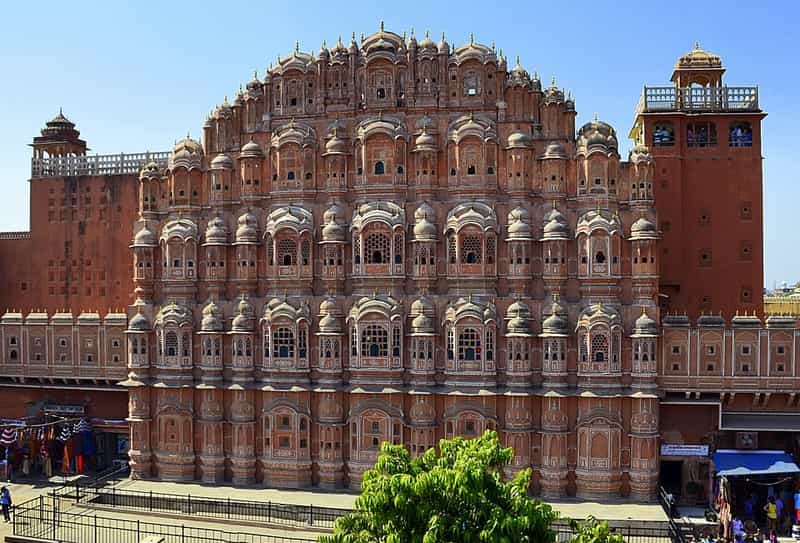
left=552, top=520, right=673, bottom=543
left=75, top=485, right=349, bottom=530
left=657, top=485, right=689, bottom=543
left=12, top=494, right=316, bottom=543
left=31, top=151, right=170, bottom=178
left=52, top=464, right=131, bottom=500
left=636, top=85, right=759, bottom=115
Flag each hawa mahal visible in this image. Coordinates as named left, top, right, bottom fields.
left=0, top=26, right=779, bottom=503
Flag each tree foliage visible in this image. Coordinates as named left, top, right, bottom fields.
left=569, top=517, right=626, bottom=543
left=320, top=430, right=558, bottom=543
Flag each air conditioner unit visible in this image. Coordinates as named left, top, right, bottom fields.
left=736, top=432, right=758, bottom=449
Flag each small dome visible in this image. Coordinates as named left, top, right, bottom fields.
left=201, top=300, right=224, bottom=332
left=321, top=203, right=346, bottom=242
left=507, top=130, right=531, bottom=149
left=170, top=136, right=203, bottom=171
left=410, top=296, right=435, bottom=334
left=419, top=31, right=436, bottom=51
left=633, top=309, right=658, bottom=336
left=411, top=312, right=434, bottom=333
left=675, top=42, right=723, bottom=71
left=210, top=154, right=233, bottom=170
left=577, top=120, right=618, bottom=152
left=506, top=205, right=532, bottom=239
left=231, top=297, right=255, bottom=332
left=204, top=216, right=228, bottom=245
left=320, top=297, right=337, bottom=313
left=630, top=216, right=658, bottom=240
left=139, top=161, right=162, bottom=181
left=318, top=297, right=341, bottom=334
left=541, top=141, right=568, bottom=159
left=541, top=208, right=569, bottom=240
left=437, top=32, right=449, bottom=53
left=541, top=299, right=568, bottom=336
left=414, top=128, right=437, bottom=150
left=324, top=131, right=347, bottom=154
left=413, top=203, right=437, bottom=241
left=411, top=297, right=433, bottom=313
left=235, top=211, right=258, bottom=243
left=630, top=144, right=653, bottom=164
left=240, top=139, right=265, bottom=159
left=128, top=311, right=150, bottom=332
left=133, top=224, right=157, bottom=247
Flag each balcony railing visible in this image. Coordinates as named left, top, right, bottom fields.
left=635, top=86, right=759, bottom=115
left=31, top=151, right=170, bottom=179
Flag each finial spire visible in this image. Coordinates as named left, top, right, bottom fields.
left=469, top=32, right=474, bottom=45
left=380, top=19, right=384, bottom=32
left=322, top=39, right=327, bottom=49
left=551, top=75, right=557, bottom=86
left=294, top=40, right=300, bottom=53
left=515, top=55, right=521, bottom=67
left=593, top=112, right=599, bottom=123
left=694, top=40, right=700, bottom=50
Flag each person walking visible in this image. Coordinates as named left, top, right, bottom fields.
left=0, top=486, right=11, bottom=523
left=765, top=495, right=778, bottom=534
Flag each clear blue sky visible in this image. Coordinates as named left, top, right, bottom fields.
left=0, top=0, right=797, bottom=288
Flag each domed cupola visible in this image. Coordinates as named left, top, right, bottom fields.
left=240, top=139, right=265, bottom=159
left=201, top=300, right=225, bottom=332
left=506, top=129, right=532, bottom=149
left=246, top=71, right=262, bottom=96
left=318, top=297, right=343, bottom=334
left=632, top=308, right=658, bottom=337
left=210, top=153, right=233, bottom=170
left=128, top=308, right=151, bottom=332
left=629, top=215, right=659, bottom=241
left=133, top=223, right=157, bottom=247
left=413, top=128, right=437, bottom=152
left=541, top=141, right=568, bottom=160
left=169, top=136, right=204, bottom=171
left=509, top=56, right=531, bottom=88
left=419, top=30, right=436, bottom=52
left=577, top=119, right=618, bottom=154
left=321, top=203, right=346, bottom=242
left=541, top=207, right=570, bottom=240
left=629, top=144, right=653, bottom=164
left=231, top=296, right=255, bottom=332
left=204, top=216, right=228, bottom=245
left=543, top=77, right=565, bottom=104
left=235, top=211, right=258, bottom=243
left=506, top=205, right=532, bottom=240
left=413, top=203, right=437, bottom=241
left=506, top=299, right=532, bottom=336
left=541, top=298, right=568, bottom=336
left=318, top=40, right=330, bottom=61
left=323, top=129, right=347, bottom=155
left=437, top=31, right=449, bottom=54
left=410, top=297, right=435, bottom=335
left=139, top=161, right=163, bottom=181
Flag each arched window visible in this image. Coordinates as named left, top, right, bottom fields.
left=272, top=327, right=295, bottom=359
left=361, top=325, right=388, bottom=357
left=165, top=331, right=178, bottom=357
left=458, top=328, right=481, bottom=361
left=374, top=161, right=385, bottom=175
left=365, top=232, right=390, bottom=264
left=595, top=251, right=606, bottom=264
left=652, top=122, right=675, bottom=146
left=181, top=333, right=190, bottom=357
left=467, top=165, right=476, bottom=175
left=376, top=88, right=386, bottom=99
left=287, top=171, right=295, bottom=180
left=729, top=121, right=753, bottom=147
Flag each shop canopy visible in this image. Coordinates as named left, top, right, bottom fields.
left=712, top=449, right=800, bottom=477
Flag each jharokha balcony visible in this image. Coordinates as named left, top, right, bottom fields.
left=634, top=85, right=759, bottom=115
left=31, top=151, right=170, bottom=178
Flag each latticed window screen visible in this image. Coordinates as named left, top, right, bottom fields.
left=272, top=327, right=295, bottom=358
left=392, top=327, right=401, bottom=356
left=361, top=325, right=388, bottom=357
left=486, top=236, right=496, bottom=264
left=277, top=239, right=296, bottom=266
left=351, top=327, right=358, bottom=356
left=214, top=338, right=221, bottom=356
left=325, top=246, right=339, bottom=266
left=204, top=338, right=213, bottom=356
left=448, top=235, right=457, bottom=263
left=447, top=327, right=454, bottom=360
left=486, top=329, right=494, bottom=360
left=591, top=333, right=609, bottom=363
left=298, top=328, right=307, bottom=358
left=181, top=333, right=190, bottom=357
left=458, top=328, right=481, bottom=361
left=301, top=240, right=311, bottom=265
left=365, top=232, right=390, bottom=264
left=321, top=337, right=340, bottom=358
left=460, top=236, right=482, bottom=264
left=353, top=237, right=360, bottom=264
left=393, top=233, right=403, bottom=264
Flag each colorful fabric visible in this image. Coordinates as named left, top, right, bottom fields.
left=0, top=428, right=17, bottom=445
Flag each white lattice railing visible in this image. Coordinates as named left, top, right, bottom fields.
left=31, top=151, right=170, bottom=178
left=635, top=86, right=759, bottom=115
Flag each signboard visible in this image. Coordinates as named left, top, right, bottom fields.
left=43, top=404, right=85, bottom=415
left=661, top=444, right=709, bottom=457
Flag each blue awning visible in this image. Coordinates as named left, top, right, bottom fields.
left=713, top=449, right=800, bottom=477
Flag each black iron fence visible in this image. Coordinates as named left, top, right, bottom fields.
left=76, top=485, right=348, bottom=530
left=12, top=494, right=316, bottom=543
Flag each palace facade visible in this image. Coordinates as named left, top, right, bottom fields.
left=0, top=27, right=780, bottom=503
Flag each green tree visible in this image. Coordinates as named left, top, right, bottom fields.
left=569, top=517, right=625, bottom=543
left=320, top=430, right=558, bottom=543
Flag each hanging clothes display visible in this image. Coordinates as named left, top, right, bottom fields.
left=0, top=429, right=17, bottom=446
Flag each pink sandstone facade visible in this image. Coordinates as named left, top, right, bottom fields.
left=0, top=27, right=777, bottom=503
